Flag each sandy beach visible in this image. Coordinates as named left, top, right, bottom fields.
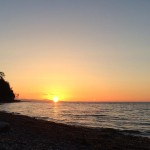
left=0, top=111, right=149, bottom=150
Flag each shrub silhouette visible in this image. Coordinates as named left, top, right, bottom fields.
left=0, top=72, right=15, bottom=102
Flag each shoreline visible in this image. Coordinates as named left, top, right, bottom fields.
left=0, top=111, right=150, bottom=150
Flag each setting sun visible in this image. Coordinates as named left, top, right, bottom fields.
left=53, top=96, right=59, bottom=102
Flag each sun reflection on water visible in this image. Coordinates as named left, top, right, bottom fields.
left=53, top=102, right=58, bottom=114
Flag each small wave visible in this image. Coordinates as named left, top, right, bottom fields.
left=138, top=122, right=150, bottom=126
left=74, top=114, right=107, bottom=117
left=90, top=114, right=107, bottom=117
left=122, top=129, right=141, bottom=134
left=121, top=129, right=150, bottom=138
left=12, top=112, right=20, bottom=115
left=147, top=130, right=150, bottom=134
left=36, top=116, right=49, bottom=120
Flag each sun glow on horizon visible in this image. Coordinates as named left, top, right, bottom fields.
left=53, top=96, right=59, bottom=102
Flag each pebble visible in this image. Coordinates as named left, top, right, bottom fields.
left=0, top=121, right=10, bottom=132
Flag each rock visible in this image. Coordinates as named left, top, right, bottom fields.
left=0, top=121, right=10, bottom=132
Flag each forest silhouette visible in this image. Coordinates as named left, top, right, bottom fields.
left=0, top=72, right=15, bottom=102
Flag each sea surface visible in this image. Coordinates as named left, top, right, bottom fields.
left=0, top=101, right=150, bottom=138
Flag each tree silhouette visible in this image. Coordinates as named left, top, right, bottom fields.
left=0, top=72, right=5, bottom=79
left=0, top=72, right=15, bottom=102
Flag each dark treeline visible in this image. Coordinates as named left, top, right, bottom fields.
left=0, top=72, right=15, bottom=102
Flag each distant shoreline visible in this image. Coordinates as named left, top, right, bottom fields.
left=0, top=111, right=150, bottom=150
left=0, top=99, right=21, bottom=104
left=17, top=99, right=150, bottom=103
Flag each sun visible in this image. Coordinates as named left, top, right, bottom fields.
left=53, top=96, right=59, bottom=102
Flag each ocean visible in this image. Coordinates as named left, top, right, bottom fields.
left=0, top=101, right=149, bottom=138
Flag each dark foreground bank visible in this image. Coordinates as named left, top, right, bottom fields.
left=0, top=111, right=150, bottom=150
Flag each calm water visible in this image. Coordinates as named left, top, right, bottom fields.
left=0, top=101, right=150, bottom=138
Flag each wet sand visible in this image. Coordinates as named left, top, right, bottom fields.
left=0, top=111, right=150, bottom=150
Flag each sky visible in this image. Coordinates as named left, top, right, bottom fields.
left=0, top=0, right=150, bottom=102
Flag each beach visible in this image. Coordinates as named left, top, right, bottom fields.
left=0, top=111, right=149, bottom=150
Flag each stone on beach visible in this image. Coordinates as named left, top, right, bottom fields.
left=0, top=121, right=10, bottom=132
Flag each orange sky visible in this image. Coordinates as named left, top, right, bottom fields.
left=1, top=1, right=150, bottom=102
